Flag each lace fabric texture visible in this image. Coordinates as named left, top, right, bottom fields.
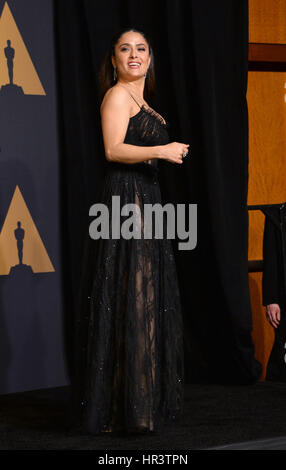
left=73, top=101, right=184, bottom=435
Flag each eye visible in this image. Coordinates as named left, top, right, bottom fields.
left=120, top=47, right=146, bottom=52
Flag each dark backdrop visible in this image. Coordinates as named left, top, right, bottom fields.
left=54, top=0, right=262, bottom=384
left=0, top=0, right=68, bottom=394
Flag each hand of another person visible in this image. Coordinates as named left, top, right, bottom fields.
left=266, top=303, right=281, bottom=328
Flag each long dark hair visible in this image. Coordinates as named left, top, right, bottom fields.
left=98, top=27, right=156, bottom=104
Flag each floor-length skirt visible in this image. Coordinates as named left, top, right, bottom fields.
left=74, top=162, right=184, bottom=434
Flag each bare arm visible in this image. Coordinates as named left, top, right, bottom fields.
left=101, top=87, right=190, bottom=164
left=100, top=87, right=162, bottom=164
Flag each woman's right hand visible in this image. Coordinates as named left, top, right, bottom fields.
left=159, top=142, right=190, bottom=164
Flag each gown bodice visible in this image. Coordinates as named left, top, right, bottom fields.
left=107, top=91, right=170, bottom=174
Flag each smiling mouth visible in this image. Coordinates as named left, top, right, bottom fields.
left=128, top=63, right=141, bottom=68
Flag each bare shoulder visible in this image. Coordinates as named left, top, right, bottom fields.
left=100, top=85, right=131, bottom=115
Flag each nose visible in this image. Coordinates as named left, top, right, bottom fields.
left=129, top=47, right=137, bottom=58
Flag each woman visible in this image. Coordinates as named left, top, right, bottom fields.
left=74, top=27, right=189, bottom=435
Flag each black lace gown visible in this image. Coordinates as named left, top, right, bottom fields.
left=73, top=93, right=184, bottom=435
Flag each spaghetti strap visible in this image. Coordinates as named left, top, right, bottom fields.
left=128, top=92, right=142, bottom=110
left=120, top=85, right=143, bottom=110
left=118, top=86, right=167, bottom=126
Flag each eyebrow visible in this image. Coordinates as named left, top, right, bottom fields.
left=119, top=43, right=146, bottom=47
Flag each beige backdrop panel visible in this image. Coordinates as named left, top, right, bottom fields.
left=249, top=0, right=286, bottom=44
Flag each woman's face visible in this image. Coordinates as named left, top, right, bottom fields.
left=112, top=31, right=151, bottom=82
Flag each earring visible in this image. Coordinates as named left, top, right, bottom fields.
left=113, top=67, right=117, bottom=81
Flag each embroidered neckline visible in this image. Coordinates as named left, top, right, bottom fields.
left=141, top=104, right=167, bottom=127
left=130, top=104, right=168, bottom=127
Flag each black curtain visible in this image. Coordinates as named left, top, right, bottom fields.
left=54, top=0, right=262, bottom=384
